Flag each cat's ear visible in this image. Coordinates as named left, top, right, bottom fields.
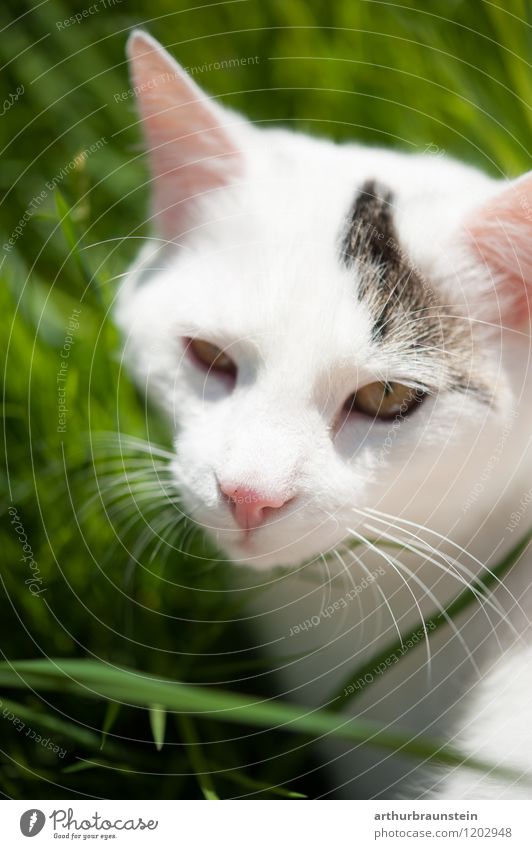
left=126, top=30, right=244, bottom=241
left=464, top=171, right=532, bottom=327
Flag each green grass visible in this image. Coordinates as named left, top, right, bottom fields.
left=1, top=0, right=531, bottom=799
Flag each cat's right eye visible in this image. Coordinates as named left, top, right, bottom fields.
left=343, top=380, right=425, bottom=420
left=185, top=338, right=237, bottom=378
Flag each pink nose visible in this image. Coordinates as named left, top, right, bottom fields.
left=219, top=484, right=289, bottom=531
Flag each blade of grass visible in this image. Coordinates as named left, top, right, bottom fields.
left=62, top=758, right=135, bottom=775
left=178, top=714, right=218, bottom=800
left=0, top=695, right=117, bottom=754
left=54, top=189, right=101, bottom=304
left=148, top=703, right=166, bottom=752
left=100, top=700, right=120, bottom=751
left=0, top=657, right=526, bottom=780
left=216, top=765, right=307, bottom=799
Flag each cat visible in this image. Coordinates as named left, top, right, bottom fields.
left=116, top=30, right=532, bottom=799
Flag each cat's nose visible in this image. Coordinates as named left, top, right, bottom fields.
left=219, top=483, right=290, bottom=531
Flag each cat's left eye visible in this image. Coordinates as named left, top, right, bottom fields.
left=186, top=338, right=237, bottom=377
left=344, top=380, right=425, bottom=420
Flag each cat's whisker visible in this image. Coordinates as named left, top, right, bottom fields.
left=332, top=546, right=379, bottom=650
left=354, top=510, right=506, bottom=668
left=116, top=507, right=188, bottom=563
left=84, top=453, right=170, bottom=468
left=354, top=506, right=506, bottom=617
left=332, top=548, right=363, bottom=625
left=125, top=518, right=168, bottom=575
left=336, top=540, right=394, bottom=645
left=95, top=474, right=178, bottom=498
left=88, top=442, right=173, bottom=461
left=346, top=526, right=431, bottom=668
left=338, top=542, right=385, bottom=644
left=366, top=506, right=528, bottom=622
left=320, top=508, right=377, bottom=640
left=361, top=520, right=512, bottom=653
left=125, top=506, right=189, bottom=572
left=388, top=552, right=481, bottom=679
left=104, top=496, right=184, bottom=530
left=80, top=484, right=183, bottom=528
left=88, top=468, right=175, bottom=489
left=173, top=522, right=199, bottom=557
left=73, top=458, right=171, bottom=482
left=88, top=479, right=178, bottom=502
left=350, top=545, right=408, bottom=654
left=331, top=545, right=358, bottom=596
left=341, top=528, right=408, bottom=652
left=90, top=482, right=179, bottom=509
left=355, top=509, right=524, bottom=652
left=108, top=503, right=158, bottom=548
left=325, top=548, right=357, bottom=642
left=163, top=511, right=193, bottom=549
left=79, top=480, right=180, bottom=520
left=147, top=511, right=189, bottom=567
left=90, top=431, right=176, bottom=461
left=319, top=553, right=335, bottom=615
left=82, top=235, right=189, bottom=252
left=365, top=517, right=513, bottom=625
left=164, top=496, right=187, bottom=507
left=86, top=467, right=175, bottom=493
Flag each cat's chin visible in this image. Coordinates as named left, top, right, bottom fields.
left=219, top=544, right=309, bottom=571
left=209, top=527, right=341, bottom=571
left=219, top=542, right=298, bottom=570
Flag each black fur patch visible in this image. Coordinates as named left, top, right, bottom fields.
left=340, top=180, right=489, bottom=400
left=342, top=179, right=399, bottom=278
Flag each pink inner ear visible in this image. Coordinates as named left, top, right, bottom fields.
left=465, top=172, right=532, bottom=327
left=127, top=31, right=242, bottom=241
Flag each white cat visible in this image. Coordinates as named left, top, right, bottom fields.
left=116, top=30, right=532, bottom=799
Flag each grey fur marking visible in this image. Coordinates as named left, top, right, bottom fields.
left=340, top=179, right=490, bottom=401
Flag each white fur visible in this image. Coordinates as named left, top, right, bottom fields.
left=437, top=644, right=532, bottom=799
left=116, top=31, right=532, bottom=799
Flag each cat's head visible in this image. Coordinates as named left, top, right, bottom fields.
left=116, top=31, right=531, bottom=569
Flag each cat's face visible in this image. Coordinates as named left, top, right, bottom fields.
left=116, top=32, right=531, bottom=569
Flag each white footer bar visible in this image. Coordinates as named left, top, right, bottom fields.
left=2, top=799, right=532, bottom=848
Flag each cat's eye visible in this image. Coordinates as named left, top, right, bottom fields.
left=344, top=381, right=425, bottom=420
left=186, top=338, right=237, bottom=377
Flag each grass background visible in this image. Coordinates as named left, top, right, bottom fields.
left=0, top=0, right=530, bottom=799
